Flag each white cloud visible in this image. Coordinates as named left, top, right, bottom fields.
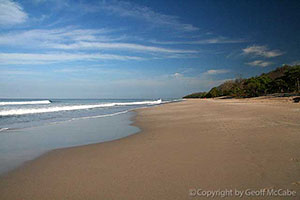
left=0, top=28, right=115, bottom=46
left=246, top=60, right=273, bottom=67
left=0, top=52, right=142, bottom=65
left=151, top=37, right=245, bottom=45
left=53, top=68, right=83, bottom=73
left=189, top=37, right=245, bottom=44
left=100, top=0, right=198, bottom=32
left=204, top=69, right=230, bottom=75
left=172, top=72, right=183, bottom=78
left=0, top=70, right=38, bottom=75
left=49, top=41, right=198, bottom=54
left=242, top=45, right=284, bottom=58
left=0, top=0, right=27, bottom=25
left=0, top=27, right=197, bottom=56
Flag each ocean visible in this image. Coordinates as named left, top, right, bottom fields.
left=0, top=98, right=178, bottom=174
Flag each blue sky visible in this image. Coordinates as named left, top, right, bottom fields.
left=0, top=0, right=299, bottom=98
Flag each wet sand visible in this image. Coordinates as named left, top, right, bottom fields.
left=0, top=99, right=300, bottom=199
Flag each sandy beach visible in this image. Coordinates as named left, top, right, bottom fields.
left=0, top=98, right=300, bottom=199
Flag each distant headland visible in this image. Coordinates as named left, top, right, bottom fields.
left=184, top=65, right=300, bottom=99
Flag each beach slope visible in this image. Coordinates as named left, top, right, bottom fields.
left=0, top=99, right=300, bottom=199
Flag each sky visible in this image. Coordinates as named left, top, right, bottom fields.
left=0, top=0, right=299, bottom=99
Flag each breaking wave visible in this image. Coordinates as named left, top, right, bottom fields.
left=0, top=100, right=51, bottom=106
left=0, top=99, right=162, bottom=116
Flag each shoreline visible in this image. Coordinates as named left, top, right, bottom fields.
left=0, top=101, right=170, bottom=176
left=0, top=109, right=140, bottom=176
left=0, top=99, right=299, bottom=199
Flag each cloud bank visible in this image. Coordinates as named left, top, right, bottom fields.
left=242, top=45, right=284, bottom=58
left=0, top=0, right=27, bottom=25
left=246, top=60, right=273, bottom=67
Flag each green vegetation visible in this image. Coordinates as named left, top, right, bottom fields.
left=183, top=92, right=207, bottom=98
left=183, top=65, right=300, bottom=99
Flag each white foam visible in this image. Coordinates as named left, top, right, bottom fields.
left=0, top=128, right=9, bottom=132
left=70, top=110, right=130, bottom=121
left=0, top=99, right=162, bottom=116
left=0, top=100, right=51, bottom=106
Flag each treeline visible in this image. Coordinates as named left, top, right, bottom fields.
left=184, top=65, right=300, bottom=98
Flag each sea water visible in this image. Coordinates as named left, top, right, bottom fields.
left=0, top=99, right=177, bottom=174
left=0, top=99, right=165, bottom=130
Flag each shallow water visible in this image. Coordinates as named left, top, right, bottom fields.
left=0, top=111, right=139, bottom=175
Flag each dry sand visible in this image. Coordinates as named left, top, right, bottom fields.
left=0, top=99, right=300, bottom=199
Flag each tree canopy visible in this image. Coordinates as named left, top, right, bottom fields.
left=183, top=65, right=300, bottom=99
